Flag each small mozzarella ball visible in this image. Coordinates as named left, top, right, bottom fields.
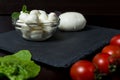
left=19, top=11, right=29, bottom=22
left=48, top=12, right=58, bottom=22
left=39, top=10, right=48, bottom=18
left=20, top=26, right=31, bottom=39
left=58, top=12, right=86, bottom=31
left=30, top=10, right=40, bottom=16
left=17, top=19, right=23, bottom=23
left=16, top=20, right=27, bottom=27
left=21, top=26, right=30, bottom=31
left=30, top=10, right=42, bottom=24
left=43, top=26, right=53, bottom=33
left=22, top=34, right=28, bottom=39
left=24, top=14, right=39, bottom=23
left=30, top=30, right=43, bottom=40
left=38, top=10, right=48, bottom=23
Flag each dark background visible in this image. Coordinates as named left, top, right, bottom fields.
left=0, top=0, right=120, bottom=29
left=0, top=1, right=120, bottom=80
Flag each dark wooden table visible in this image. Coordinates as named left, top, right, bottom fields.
left=0, top=16, right=120, bottom=80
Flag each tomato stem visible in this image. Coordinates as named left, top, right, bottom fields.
left=109, top=65, right=117, bottom=73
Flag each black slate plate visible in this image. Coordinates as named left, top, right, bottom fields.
left=0, top=25, right=120, bottom=68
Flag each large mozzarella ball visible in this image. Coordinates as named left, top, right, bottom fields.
left=58, top=12, right=86, bottom=31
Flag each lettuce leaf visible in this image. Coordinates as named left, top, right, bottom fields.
left=11, top=5, right=29, bottom=21
left=11, top=12, right=20, bottom=21
left=0, top=50, right=40, bottom=80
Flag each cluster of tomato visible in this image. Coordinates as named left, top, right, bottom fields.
left=70, top=34, right=120, bottom=80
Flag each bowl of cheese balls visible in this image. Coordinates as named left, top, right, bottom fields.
left=14, top=10, right=59, bottom=41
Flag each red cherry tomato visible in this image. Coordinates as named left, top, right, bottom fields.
left=101, top=45, right=120, bottom=56
left=102, top=45, right=120, bottom=66
left=110, top=34, right=120, bottom=46
left=92, top=53, right=110, bottom=74
left=70, top=60, right=96, bottom=80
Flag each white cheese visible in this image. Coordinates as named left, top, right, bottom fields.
left=16, top=10, right=59, bottom=41
left=58, top=12, right=86, bottom=31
